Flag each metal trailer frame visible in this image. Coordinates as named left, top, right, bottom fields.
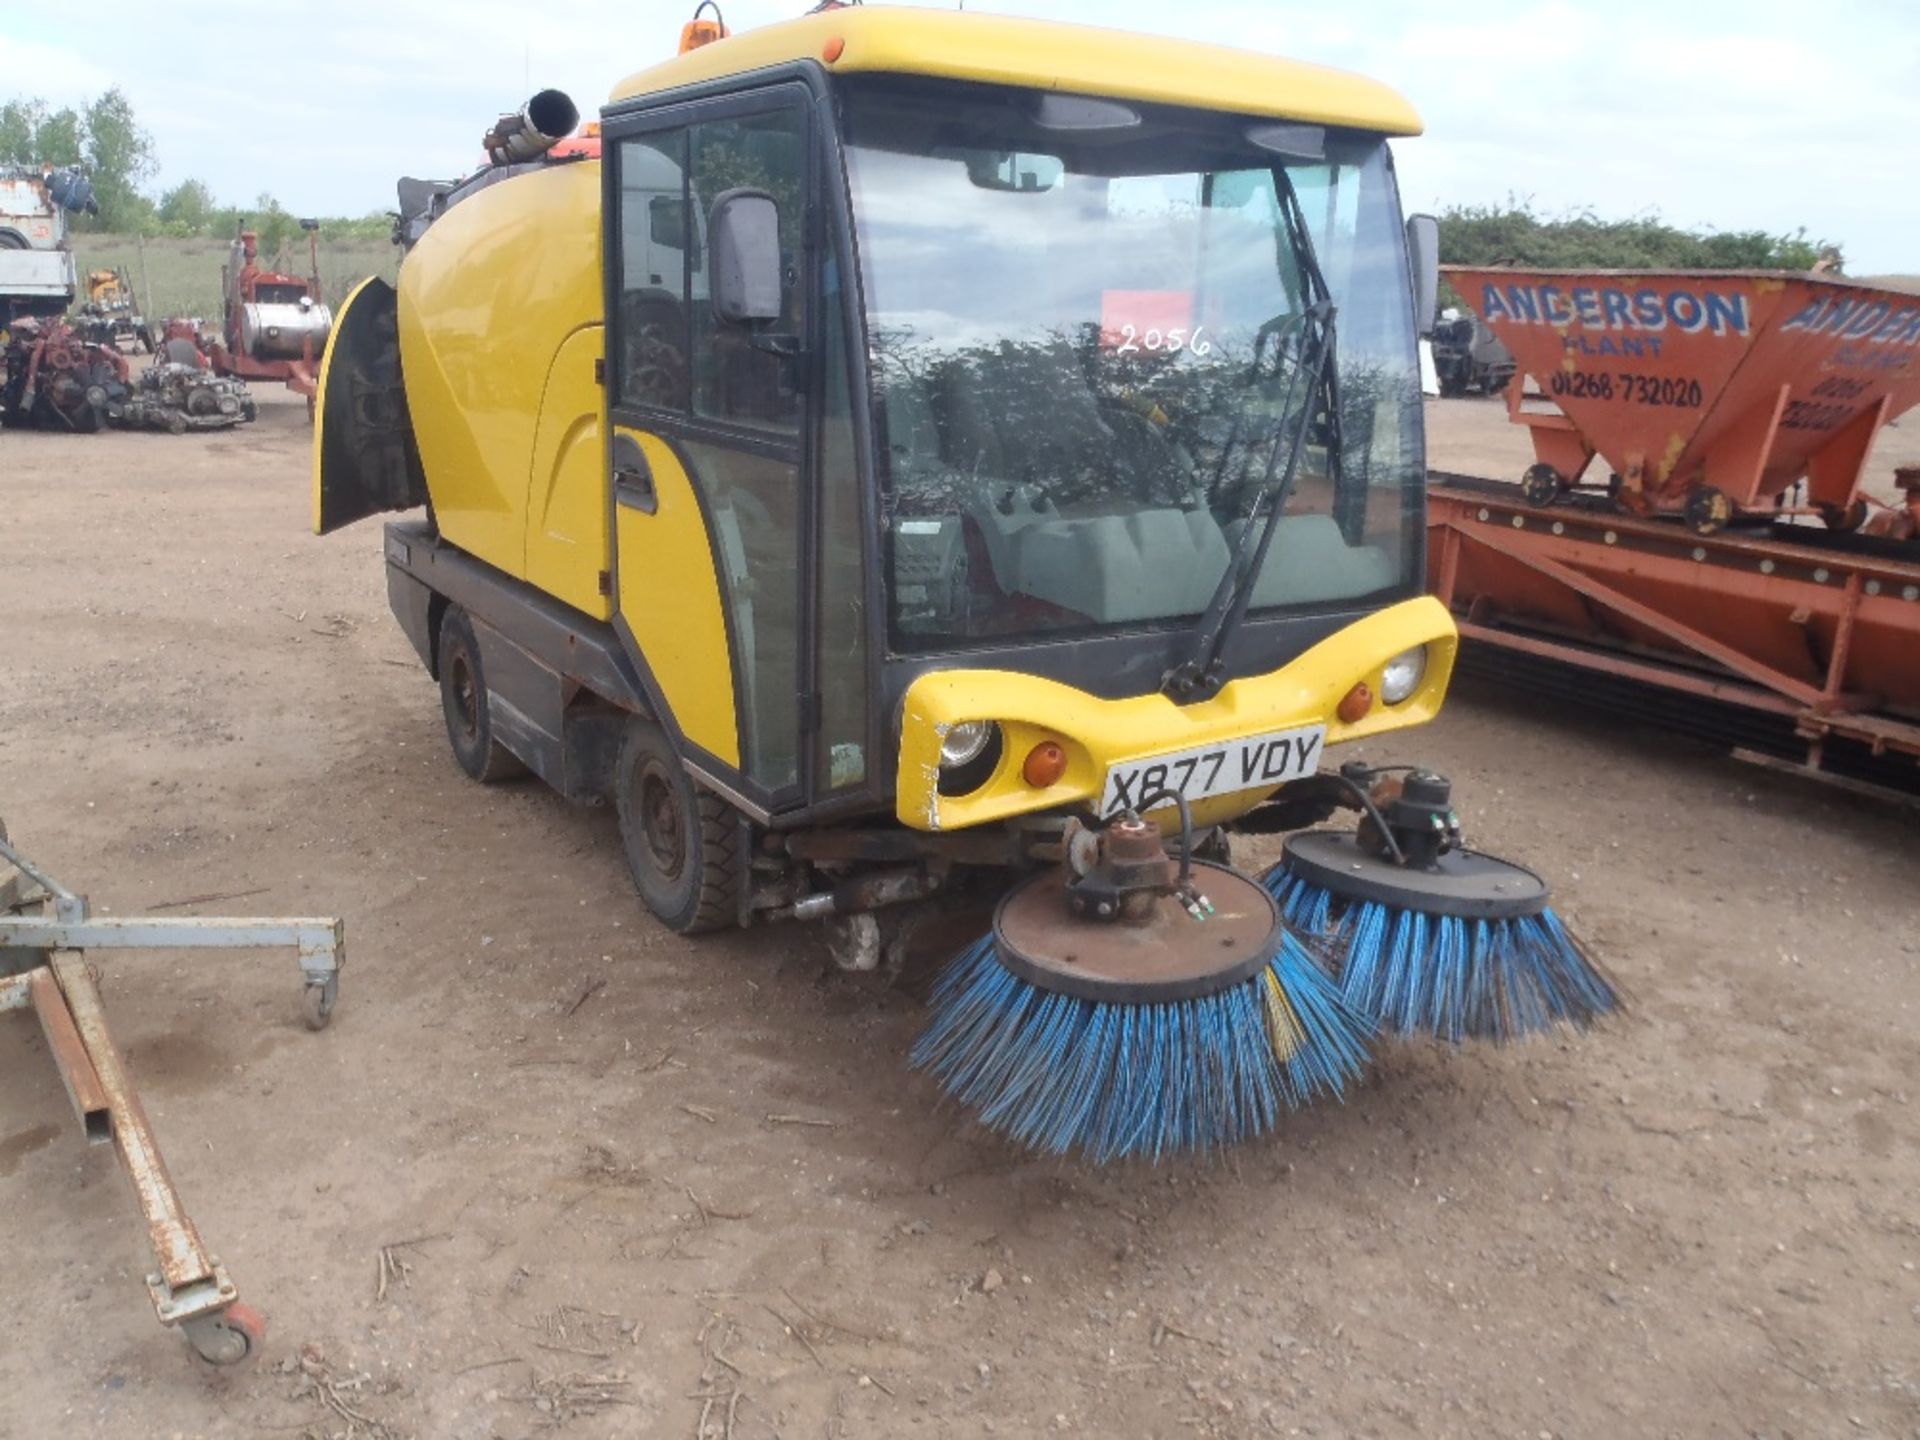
left=1427, top=474, right=1920, bottom=798
left=0, top=823, right=344, bottom=1365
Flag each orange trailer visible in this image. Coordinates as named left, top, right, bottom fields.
left=1446, top=266, right=1920, bottom=536
left=1427, top=476, right=1920, bottom=794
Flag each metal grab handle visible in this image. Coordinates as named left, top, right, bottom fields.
left=611, top=434, right=657, bottom=514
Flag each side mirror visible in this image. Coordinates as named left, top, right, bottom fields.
left=708, top=188, right=783, bottom=325
left=1405, top=212, right=1440, bottom=338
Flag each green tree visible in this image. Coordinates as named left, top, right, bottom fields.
left=0, top=99, right=43, bottom=164
left=157, top=177, right=216, bottom=233
left=1439, top=198, right=1842, bottom=275
left=36, top=107, right=84, bottom=168
left=251, top=193, right=297, bottom=256
left=81, top=88, right=155, bottom=229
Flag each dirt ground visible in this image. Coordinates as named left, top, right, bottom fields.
left=2, top=390, right=1917, bottom=1440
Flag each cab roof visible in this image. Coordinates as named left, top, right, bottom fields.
left=610, top=8, right=1423, bottom=137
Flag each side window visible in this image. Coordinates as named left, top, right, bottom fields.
left=689, top=111, right=805, bottom=431
left=617, top=130, right=693, bottom=411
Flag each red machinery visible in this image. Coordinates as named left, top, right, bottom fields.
left=1429, top=266, right=1920, bottom=797
left=1, top=315, right=129, bottom=430
left=203, top=225, right=333, bottom=406
left=1447, top=266, right=1920, bottom=535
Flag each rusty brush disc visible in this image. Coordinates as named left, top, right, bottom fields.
left=990, top=860, right=1283, bottom=1005
left=1280, top=830, right=1551, bottom=921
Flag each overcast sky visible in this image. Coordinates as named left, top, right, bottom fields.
left=4, top=0, right=1917, bottom=272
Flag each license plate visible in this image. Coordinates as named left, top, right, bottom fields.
left=1099, top=725, right=1326, bottom=819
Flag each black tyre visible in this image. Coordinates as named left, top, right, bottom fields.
left=613, top=718, right=743, bottom=934
left=437, top=609, right=525, bottom=782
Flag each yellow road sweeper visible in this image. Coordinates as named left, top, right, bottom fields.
left=315, top=5, right=1614, bottom=1159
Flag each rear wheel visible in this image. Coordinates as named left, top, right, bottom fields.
left=613, top=719, right=742, bottom=933
left=437, top=609, right=525, bottom=782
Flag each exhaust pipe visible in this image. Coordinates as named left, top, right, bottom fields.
left=482, top=89, right=580, bottom=167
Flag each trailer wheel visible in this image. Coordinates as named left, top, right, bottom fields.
left=1684, top=485, right=1731, bottom=536
left=1818, top=498, right=1869, bottom=534
left=1521, top=463, right=1565, bottom=508
left=437, top=609, right=526, bottom=782
left=614, top=719, right=742, bottom=934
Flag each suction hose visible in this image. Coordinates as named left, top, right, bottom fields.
left=483, top=90, right=580, bottom=166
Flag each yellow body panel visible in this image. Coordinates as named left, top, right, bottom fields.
left=399, top=160, right=603, bottom=583
left=525, top=325, right=611, bottom=620
left=612, top=428, right=740, bottom=767
left=613, top=9, right=1421, bottom=136
left=897, top=597, right=1458, bottom=832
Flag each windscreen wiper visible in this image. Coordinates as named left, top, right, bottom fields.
left=1162, top=169, right=1345, bottom=702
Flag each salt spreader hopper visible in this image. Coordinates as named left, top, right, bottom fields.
left=1446, top=266, right=1920, bottom=534
left=1430, top=266, right=1920, bottom=794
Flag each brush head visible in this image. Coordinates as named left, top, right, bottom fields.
left=1267, top=832, right=1618, bottom=1042
left=1279, top=830, right=1551, bottom=920
left=993, top=860, right=1282, bottom=1004
left=912, top=860, right=1373, bottom=1159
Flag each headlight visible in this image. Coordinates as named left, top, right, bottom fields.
left=1380, top=646, right=1427, bottom=705
left=939, top=720, right=995, bottom=769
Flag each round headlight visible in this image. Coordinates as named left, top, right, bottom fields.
left=1380, top=646, right=1428, bottom=705
left=939, top=720, right=995, bottom=769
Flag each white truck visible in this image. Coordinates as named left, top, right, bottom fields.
left=0, top=164, right=94, bottom=329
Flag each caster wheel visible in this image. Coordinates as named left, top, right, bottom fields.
left=1818, top=498, right=1869, bottom=533
left=827, top=912, right=883, bottom=972
left=1684, top=485, right=1731, bottom=536
left=301, top=977, right=337, bottom=1031
left=183, top=1302, right=266, bottom=1366
left=1521, top=463, right=1565, bottom=508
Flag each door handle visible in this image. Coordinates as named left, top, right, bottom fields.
left=612, top=436, right=657, bottom=514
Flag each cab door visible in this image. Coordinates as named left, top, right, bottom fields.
left=604, top=89, right=814, bottom=812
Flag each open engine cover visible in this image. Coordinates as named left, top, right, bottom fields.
left=312, top=277, right=427, bottom=535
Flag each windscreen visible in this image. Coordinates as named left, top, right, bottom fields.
left=841, top=80, right=1423, bottom=653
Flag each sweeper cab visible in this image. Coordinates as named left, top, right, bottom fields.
left=314, top=5, right=1615, bottom=1158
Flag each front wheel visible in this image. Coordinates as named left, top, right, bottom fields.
left=613, top=719, right=743, bottom=934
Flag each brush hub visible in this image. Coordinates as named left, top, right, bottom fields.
left=1281, top=830, right=1550, bottom=921
left=994, top=861, right=1281, bottom=1004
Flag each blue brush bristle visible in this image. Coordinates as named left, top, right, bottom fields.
left=1265, top=866, right=1619, bottom=1043
left=911, top=930, right=1372, bottom=1162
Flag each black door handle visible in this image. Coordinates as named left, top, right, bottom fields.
left=611, top=434, right=657, bottom=514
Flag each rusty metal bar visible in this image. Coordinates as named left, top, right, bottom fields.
left=1453, top=620, right=1805, bottom=717
left=1819, top=570, right=1865, bottom=710
left=28, top=965, right=111, bottom=1144
left=1432, top=518, right=1461, bottom=608
left=45, top=947, right=231, bottom=1316
left=1447, top=519, right=1829, bottom=707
